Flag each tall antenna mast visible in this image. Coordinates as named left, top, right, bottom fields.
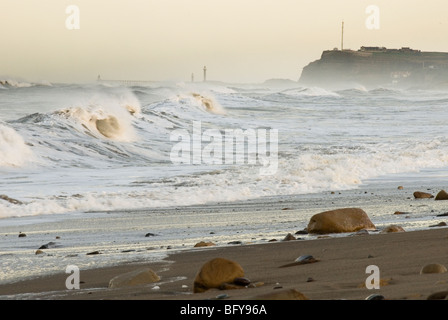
left=341, top=21, right=344, bottom=51
left=203, top=66, right=207, bottom=82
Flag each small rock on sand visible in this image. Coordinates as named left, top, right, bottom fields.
left=429, top=222, right=447, bottom=228
left=436, top=212, right=448, bottom=217
left=420, top=263, right=447, bottom=274
left=86, top=250, right=101, bottom=255
left=279, top=255, right=319, bottom=268
left=282, top=233, right=296, bottom=241
left=38, top=242, right=59, bottom=249
left=435, top=190, right=448, bottom=201
left=233, top=277, right=251, bottom=286
left=427, top=291, right=448, bottom=300
left=413, top=191, right=434, bottom=199
left=365, top=294, right=385, bottom=300
left=194, top=241, right=215, bottom=247
left=145, top=232, right=157, bottom=237
left=381, top=225, right=405, bottom=233
left=109, top=268, right=160, bottom=288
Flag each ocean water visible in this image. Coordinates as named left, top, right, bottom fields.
left=1, top=80, right=448, bottom=218
left=1, top=79, right=448, bottom=286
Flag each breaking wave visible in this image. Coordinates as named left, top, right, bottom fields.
left=0, top=123, right=34, bottom=167
left=2, top=82, right=448, bottom=219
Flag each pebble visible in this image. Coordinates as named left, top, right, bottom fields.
left=194, top=241, right=215, bottom=247
left=273, top=283, right=283, bottom=289
left=39, top=242, right=59, bottom=249
left=282, top=233, right=296, bottom=241
left=420, top=263, right=447, bottom=274
left=436, top=212, right=448, bottom=217
left=247, top=282, right=264, bottom=288
left=295, top=255, right=316, bottom=263
left=429, top=222, right=447, bottom=227
left=365, top=294, right=385, bottom=300
left=279, top=254, right=319, bottom=268
left=427, top=291, right=448, bottom=300
left=233, top=277, right=251, bottom=286
left=86, top=250, right=101, bottom=255
left=145, top=232, right=158, bottom=237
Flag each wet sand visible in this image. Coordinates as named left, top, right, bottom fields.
left=1, top=227, right=448, bottom=301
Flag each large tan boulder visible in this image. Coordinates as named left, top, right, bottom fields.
left=307, top=208, right=376, bottom=234
left=108, top=268, right=160, bottom=288
left=414, top=191, right=434, bottom=199
left=193, top=258, right=244, bottom=293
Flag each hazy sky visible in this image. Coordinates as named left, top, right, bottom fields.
left=1, top=0, right=447, bottom=83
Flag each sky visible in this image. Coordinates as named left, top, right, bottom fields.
left=1, top=0, right=447, bottom=84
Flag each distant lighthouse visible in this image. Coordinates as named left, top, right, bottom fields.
left=203, top=66, right=207, bottom=82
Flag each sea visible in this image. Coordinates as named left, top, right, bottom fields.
left=1, top=78, right=448, bottom=287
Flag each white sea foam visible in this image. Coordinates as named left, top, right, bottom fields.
left=1, top=82, right=448, bottom=220
left=281, top=86, right=341, bottom=97
left=0, top=123, right=34, bottom=167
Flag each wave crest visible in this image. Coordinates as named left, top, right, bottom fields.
left=55, top=104, right=137, bottom=142
left=0, top=123, right=34, bottom=167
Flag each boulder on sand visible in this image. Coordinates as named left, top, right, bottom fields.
left=413, top=191, right=434, bottom=199
left=193, top=258, right=244, bottom=293
left=307, top=208, right=376, bottom=234
left=435, top=190, right=448, bottom=201
left=108, top=268, right=160, bottom=288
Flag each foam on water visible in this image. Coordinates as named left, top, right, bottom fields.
left=1, top=82, right=448, bottom=220
left=2, top=81, right=448, bottom=285
left=0, top=123, right=35, bottom=167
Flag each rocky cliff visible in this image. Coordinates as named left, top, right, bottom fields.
left=299, top=47, right=448, bottom=89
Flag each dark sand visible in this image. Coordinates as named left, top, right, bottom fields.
left=1, top=227, right=448, bottom=301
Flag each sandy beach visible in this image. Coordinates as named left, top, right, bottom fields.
left=1, top=225, right=448, bottom=302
